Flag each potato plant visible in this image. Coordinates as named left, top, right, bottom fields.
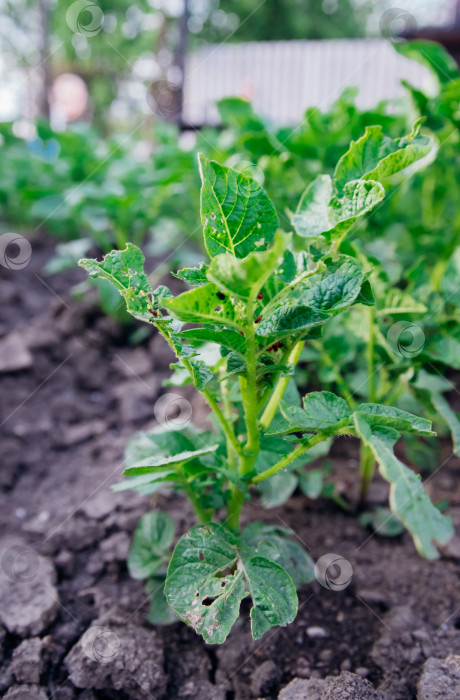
left=305, top=41, right=460, bottom=500
left=80, top=140, right=453, bottom=644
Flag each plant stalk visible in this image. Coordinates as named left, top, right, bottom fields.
left=259, top=340, right=304, bottom=430
left=359, top=442, right=375, bottom=504
left=367, top=306, right=376, bottom=403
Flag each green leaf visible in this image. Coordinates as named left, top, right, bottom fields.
left=334, top=122, right=432, bottom=194
left=178, top=328, right=247, bottom=356
left=127, top=511, right=175, bottom=580
left=256, top=304, right=328, bottom=338
left=145, top=576, right=177, bottom=625
left=241, top=523, right=315, bottom=589
left=353, top=414, right=453, bottom=559
left=377, top=288, right=427, bottom=315
left=123, top=445, right=219, bottom=476
left=354, top=403, right=434, bottom=435
left=163, top=283, right=239, bottom=329
left=257, top=471, right=298, bottom=508
left=165, top=524, right=244, bottom=644
left=304, top=257, right=365, bottom=314
left=298, top=468, right=325, bottom=499
left=292, top=174, right=384, bottom=240
left=256, top=257, right=364, bottom=338
left=125, top=427, right=196, bottom=466
left=267, top=392, right=350, bottom=435
left=206, top=231, right=288, bottom=300
left=360, top=507, right=405, bottom=537
left=430, top=392, right=460, bottom=456
left=79, top=243, right=153, bottom=322
left=165, top=523, right=297, bottom=644
left=217, top=97, right=267, bottom=132
left=424, top=336, right=460, bottom=370
left=441, top=247, right=460, bottom=305
left=394, top=40, right=460, bottom=85
left=111, top=471, right=179, bottom=495
left=172, top=263, right=208, bottom=286
left=245, top=557, right=297, bottom=640
left=199, top=153, right=279, bottom=259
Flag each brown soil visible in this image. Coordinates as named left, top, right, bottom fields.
left=1, top=235, right=460, bottom=699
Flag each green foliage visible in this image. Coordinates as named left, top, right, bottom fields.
left=198, top=153, right=279, bottom=259
left=80, top=133, right=453, bottom=643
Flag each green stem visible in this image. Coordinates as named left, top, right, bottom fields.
left=259, top=340, right=304, bottom=430
left=367, top=306, right=376, bottom=403
left=226, top=490, right=244, bottom=532
left=202, top=385, right=242, bottom=457
left=359, top=442, right=375, bottom=504
left=253, top=426, right=354, bottom=484
left=240, top=296, right=260, bottom=465
left=182, top=477, right=211, bottom=524
left=311, top=340, right=357, bottom=408
left=226, top=296, right=261, bottom=531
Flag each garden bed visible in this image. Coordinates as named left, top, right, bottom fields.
left=1, top=234, right=460, bottom=699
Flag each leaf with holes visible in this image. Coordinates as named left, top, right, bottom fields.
left=165, top=523, right=297, bottom=643
left=163, top=283, right=240, bottom=329
left=79, top=243, right=153, bottom=322
left=292, top=174, right=384, bottom=240
left=334, top=121, right=432, bottom=194
left=199, top=153, right=279, bottom=259
left=207, top=231, right=288, bottom=301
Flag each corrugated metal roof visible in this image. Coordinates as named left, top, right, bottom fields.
left=183, top=39, right=435, bottom=126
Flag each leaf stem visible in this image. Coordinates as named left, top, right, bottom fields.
left=154, top=325, right=243, bottom=458
left=182, top=476, right=211, bottom=524
left=240, top=296, right=260, bottom=467
left=202, top=386, right=243, bottom=457
left=252, top=427, right=352, bottom=484
left=359, top=442, right=376, bottom=504
left=259, top=341, right=304, bottom=430
left=367, top=306, right=376, bottom=403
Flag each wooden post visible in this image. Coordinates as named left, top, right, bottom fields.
left=37, top=0, right=52, bottom=119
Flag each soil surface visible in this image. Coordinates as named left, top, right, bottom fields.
left=1, top=234, right=460, bottom=699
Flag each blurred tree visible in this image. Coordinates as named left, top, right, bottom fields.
left=192, top=0, right=372, bottom=43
